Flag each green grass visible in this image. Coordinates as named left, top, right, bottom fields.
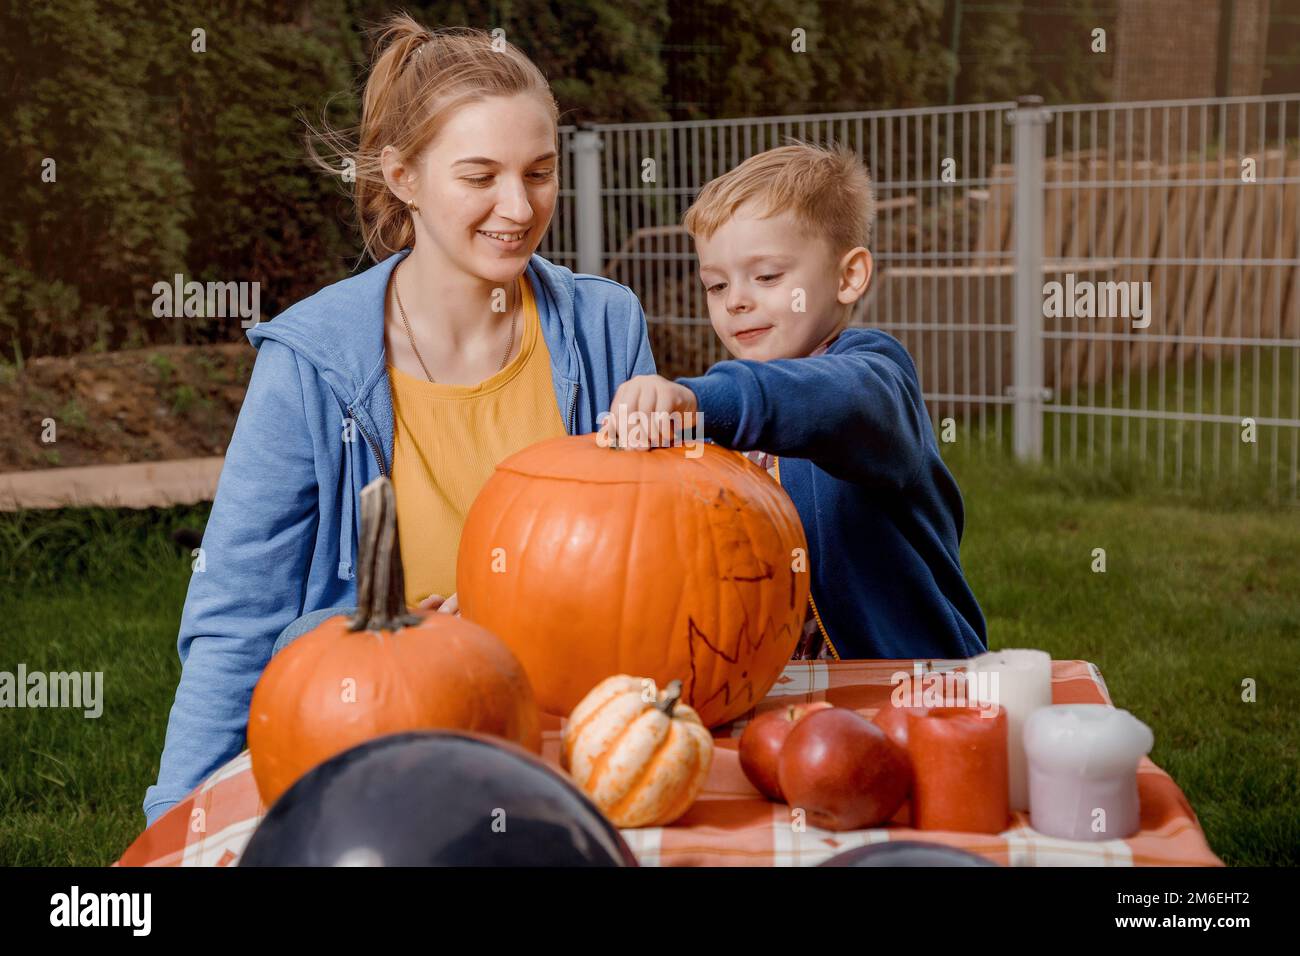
left=0, top=459, right=1297, bottom=866
left=0, top=506, right=208, bottom=865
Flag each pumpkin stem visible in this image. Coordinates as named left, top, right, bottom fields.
left=656, top=679, right=684, bottom=718
left=348, top=477, right=423, bottom=633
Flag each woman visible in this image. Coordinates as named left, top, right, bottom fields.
left=143, top=17, right=655, bottom=827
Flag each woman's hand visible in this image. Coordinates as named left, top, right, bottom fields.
left=416, top=592, right=461, bottom=615
left=601, top=374, right=699, bottom=450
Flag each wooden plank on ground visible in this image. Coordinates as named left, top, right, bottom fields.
left=0, top=457, right=224, bottom=512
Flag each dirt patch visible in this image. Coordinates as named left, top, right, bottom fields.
left=0, top=344, right=253, bottom=472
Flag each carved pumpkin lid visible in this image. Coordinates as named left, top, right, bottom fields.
left=494, top=433, right=757, bottom=485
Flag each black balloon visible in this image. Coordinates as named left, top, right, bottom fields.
left=818, top=841, right=999, bottom=867
left=240, top=731, right=639, bottom=867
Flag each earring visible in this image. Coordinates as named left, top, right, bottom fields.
left=407, top=200, right=420, bottom=214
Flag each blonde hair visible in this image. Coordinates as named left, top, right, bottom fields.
left=682, top=141, right=875, bottom=254
left=308, top=14, right=559, bottom=262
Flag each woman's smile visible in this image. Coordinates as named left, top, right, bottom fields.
left=476, top=226, right=530, bottom=251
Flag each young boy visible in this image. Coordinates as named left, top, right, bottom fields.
left=602, top=142, right=987, bottom=661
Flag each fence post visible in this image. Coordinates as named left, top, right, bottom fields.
left=572, top=126, right=603, bottom=276
left=1008, top=95, right=1051, bottom=462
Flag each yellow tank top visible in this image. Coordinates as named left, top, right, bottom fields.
left=388, top=274, right=566, bottom=606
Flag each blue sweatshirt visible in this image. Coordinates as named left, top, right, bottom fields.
left=143, top=250, right=655, bottom=827
left=677, top=328, right=987, bottom=661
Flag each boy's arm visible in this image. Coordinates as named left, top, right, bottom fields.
left=677, top=331, right=931, bottom=490
left=143, top=339, right=319, bottom=827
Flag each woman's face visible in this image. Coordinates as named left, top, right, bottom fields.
left=399, top=93, right=559, bottom=286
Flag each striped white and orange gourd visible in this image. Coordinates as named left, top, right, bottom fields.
left=561, top=675, right=714, bottom=828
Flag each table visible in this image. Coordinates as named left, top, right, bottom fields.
left=116, top=659, right=1223, bottom=867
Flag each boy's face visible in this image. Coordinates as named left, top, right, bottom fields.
left=694, top=202, right=871, bottom=361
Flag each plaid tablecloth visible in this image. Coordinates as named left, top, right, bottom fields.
left=116, top=659, right=1223, bottom=867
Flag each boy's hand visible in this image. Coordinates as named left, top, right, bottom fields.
left=601, top=375, right=699, bottom=450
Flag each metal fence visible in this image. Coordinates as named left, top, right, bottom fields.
left=539, top=93, right=1300, bottom=496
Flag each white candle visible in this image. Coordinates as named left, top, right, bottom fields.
left=1023, top=705, right=1154, bottom=841
left=965, top=648, right=1052, bottom=812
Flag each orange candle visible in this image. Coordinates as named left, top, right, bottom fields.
left=907, top=705, right=1010, bottom=834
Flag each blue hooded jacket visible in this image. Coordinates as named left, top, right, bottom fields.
left=143, top=249, right=655, bottom=826
left=677, top=328, right=988, bottom=662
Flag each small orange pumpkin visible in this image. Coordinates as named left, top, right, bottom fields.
left=458, top=434, right=810, bottom=727
left=248, top=476, right=541, bottom=806
left=561, top=675, right=714, bottom=828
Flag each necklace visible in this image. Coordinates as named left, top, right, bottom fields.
left=393, top=262, right=518, bottom=383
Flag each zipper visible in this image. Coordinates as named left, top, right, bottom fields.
left=349, top=407, right=387, bottom=476
left=773, top=456, right=840, bottom=660
left=807, top=591, right=840, bottom=660
left=566, top=381, right=579, bottom=434
left=341, top=407, right=387, bottom=583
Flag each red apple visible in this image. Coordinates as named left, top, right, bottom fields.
left=778, top=708, right=913, bottom=831
left=739, top=701, right=833, bottom=800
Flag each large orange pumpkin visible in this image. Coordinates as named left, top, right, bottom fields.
left=457, top=434, right=809, bottom=727
left=249, top=477, right=541, bottom=806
